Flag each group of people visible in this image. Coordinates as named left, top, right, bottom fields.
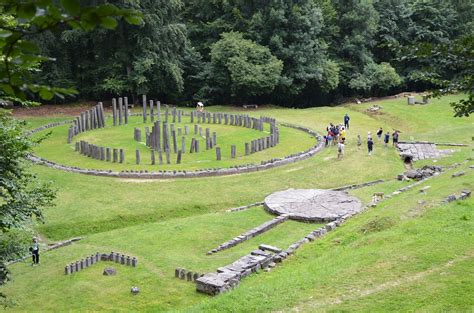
left=324, top=113, right=400, bottom=158
left=324, top=114, right=350, bottom=159
left=364, top=128, right=399, bottom=155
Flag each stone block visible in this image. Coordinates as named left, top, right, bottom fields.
left=258, top=244, right=282, bottom=253
left=179, top=269, right=186, bottom=280
left=103, top=267, right=117, bottom=276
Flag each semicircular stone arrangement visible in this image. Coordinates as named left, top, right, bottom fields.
left=264, top=189, right=363, bottom=222
left=27, top=96, right=324, bottom=179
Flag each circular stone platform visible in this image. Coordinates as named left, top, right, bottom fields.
left=264, top=189, right=363, bottom=222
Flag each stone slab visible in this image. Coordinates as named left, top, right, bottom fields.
left=264, top=189, right=362, bottom=222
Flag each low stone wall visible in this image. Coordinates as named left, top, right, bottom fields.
left=226, top=202, right=264, bottom=213
left=207, top=215, right=289, bottom=255
left=25, top=120, right=74, bottom=136
left=64, top=251, right=137, bottom=275
left=332, top=179, right=385, bottom=191
left=26, top=122, right=324, bottom=179
left=443, top=190, right=471, bottom=203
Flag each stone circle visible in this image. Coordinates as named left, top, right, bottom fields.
left=264, top=189, right=363, bottom=222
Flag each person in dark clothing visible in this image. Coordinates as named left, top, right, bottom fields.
left=384, top=132, right=390, bottom=147
left=344, top=113, right=350, bottom=129
left=368, top=138, right=374, bottom=155
left=376, top=127, right=383, bottom=142
left=30, top=237, right=39, bottom=265
left=392, top=130, right=399, bottom=146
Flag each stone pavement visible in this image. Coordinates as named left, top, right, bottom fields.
left=264, top=189, right=363, bottom=222
left=397, top=142, right=453, bottom=161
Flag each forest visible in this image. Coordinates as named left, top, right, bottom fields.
left=8, top=0, right=474, bottom=107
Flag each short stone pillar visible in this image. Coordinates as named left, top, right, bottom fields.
left=177, top=150, right=182, bottom=164
left=119, top=149, right=125, bottom=163
left=407, top=96, right=415, bottom=105
left=136, top=150, right=140, bottom=165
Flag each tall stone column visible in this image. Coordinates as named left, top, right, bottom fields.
left=118, top=97, right=123, bottom=125
left=112, top=98, right=117, bottom=126
left=124, top=97, right=129, bottom=124
left=142, top=95, right=147, bottom=123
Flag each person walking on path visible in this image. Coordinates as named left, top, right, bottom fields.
left=392, top=130, right=399, bottom=146
left=30, top=237, right=40, bottom=265
left=344, top=113, right=350, bottom=129
left=376, top=127, right=383, bottom=142
left=368, top=137, right=374, bottom=155
left=384, top=132, right=390, bottom=147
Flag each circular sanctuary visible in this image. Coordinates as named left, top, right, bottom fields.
left=27, top=96, right=324, bottom=179
left=264, top=189, right=363, bottom=222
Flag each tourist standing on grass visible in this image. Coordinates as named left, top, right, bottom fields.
left=340, top=127, right=347, bottom=142
left=376, top=127, right=383, bottom=142
left=357, top=134, right=362, bottom=149
left=196, top=101, right=204, bottom=112
left=384, top=132, right=390, bottom=147
left=30, top=237, right=39, bottom=265
left=337, top=139, right=345, bottom=159
left=344, top=113, right=350, bottom=129
left=368, top=137, right=374, bottom=155
left=392, top=130, right=399, bottom=146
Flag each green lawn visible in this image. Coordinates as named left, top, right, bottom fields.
left=32, top=115, right=316, bottom=171
left=1, top=94, right=473, bottom=311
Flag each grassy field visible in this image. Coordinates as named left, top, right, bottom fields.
left=1, top=94, right=473, bottom=311
left=31, top=115, right=316, bottom=171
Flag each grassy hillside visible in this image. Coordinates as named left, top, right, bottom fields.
left=1, top=94, right=472, bottom=311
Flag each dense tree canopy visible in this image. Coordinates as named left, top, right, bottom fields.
left=1, top=0, right=472, bottom=110
left=197, top=32, right=283, bottom=103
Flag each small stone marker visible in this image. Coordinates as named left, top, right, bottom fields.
left=103, top=267, right=117, bottom=276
